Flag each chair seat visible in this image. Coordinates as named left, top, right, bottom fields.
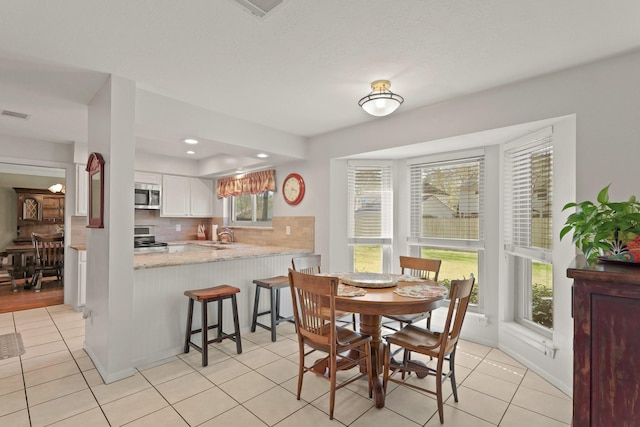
left=184, top=285, right=240, bottom=301
left=253, top=276, right=289, bottom=289
left=384, top=324, right=446, bottom=356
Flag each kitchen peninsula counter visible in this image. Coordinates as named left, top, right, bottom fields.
left=134, top=242, right=310, bottom=269
left=132, top=242, right=311, bottom=368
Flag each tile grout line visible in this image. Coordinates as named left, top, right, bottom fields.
left=46, top=305, right=113, bottom=427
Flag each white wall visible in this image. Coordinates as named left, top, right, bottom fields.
left=304, top=49, right=640, bottom=395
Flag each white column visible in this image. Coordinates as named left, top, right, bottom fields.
left=84, top=75, right=136, bottom=383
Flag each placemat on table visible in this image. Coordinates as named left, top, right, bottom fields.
left=338, top=284, right=367, bottom=297
left=394, top=283, right=449, bottom=299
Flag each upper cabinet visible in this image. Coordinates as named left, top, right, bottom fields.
left=134, top=171, right=161, bottom=185
left=161, top=175, right=214, bottom=217
left=15, top=188, right=64, bottom=224
left=190, top=178, right=215, bottom=216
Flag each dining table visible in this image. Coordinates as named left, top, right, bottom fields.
left=4, top=244, right=36, bottom=289
left=328, top=272, right=449, bottom=408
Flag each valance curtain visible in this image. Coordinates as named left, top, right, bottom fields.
left=216, top=169, right=276, bottom=199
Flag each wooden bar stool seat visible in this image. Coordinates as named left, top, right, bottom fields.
left=251, top=276, right=295, bottom=342
left=184, top=285, right=242, bottom=367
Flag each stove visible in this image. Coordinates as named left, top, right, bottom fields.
left=134, top=225, right=168, bottom=254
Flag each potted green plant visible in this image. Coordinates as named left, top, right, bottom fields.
left=560, top=185, right=640, bottom=262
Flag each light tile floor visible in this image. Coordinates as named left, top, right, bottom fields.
left=0, top=305, right=572, bottom=426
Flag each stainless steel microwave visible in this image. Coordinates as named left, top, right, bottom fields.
left=134, top=183, right=161, bottom=209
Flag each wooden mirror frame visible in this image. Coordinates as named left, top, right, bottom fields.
left=86, top=152, right=105, bottom=228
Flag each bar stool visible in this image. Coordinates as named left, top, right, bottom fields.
left=251, top=276, right=295, bottom=342
left=184, top=285, right=242, bottom=367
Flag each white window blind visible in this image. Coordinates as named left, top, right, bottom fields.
left=408, top=156, right=484, bottom=244
left=504, top=128, right=553, bottom=260
left=347, top=162, right=392, bottom=245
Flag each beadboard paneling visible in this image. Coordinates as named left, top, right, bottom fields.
left=132, top=254, right=299, bottom=367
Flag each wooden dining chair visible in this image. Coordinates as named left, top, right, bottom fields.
left=291, top=254, right=357, bottom=330
left=383, top=256, right=442, bottom=331
left=288, top=268, right=373, bottom=420
left=31, top=232, right=64, bottom=292
left=383, top=276, right=475, bottom=424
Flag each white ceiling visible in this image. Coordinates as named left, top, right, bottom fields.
left=1, top=0, right=640, bottom=169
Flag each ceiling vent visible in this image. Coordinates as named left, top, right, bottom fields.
left=232, top=0, right=283, bottom=18
left=1, top=109, right=30, bottom=120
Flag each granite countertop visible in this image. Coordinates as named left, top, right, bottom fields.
left=134, top=241, right=311, bottom=270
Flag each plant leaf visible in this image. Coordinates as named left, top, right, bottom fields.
left=597, top=185, right=611, bottom=204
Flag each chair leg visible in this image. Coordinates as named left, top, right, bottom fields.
left=269, top=287, right=277, bottom=342
left=251, top=286, right=260, bottom=332
left=449, top=347, right=458, bottom=401
left=34, top=271, right=43, bottom=292
left=217, top=299, right=223, bottom=339
left=382, top=342, right=390, bottom=394
left=329, top=348, right=337, bottom=420
left=231, top=294, right=242, bottom=354
left=184, top=298, right=195, bottom=353
left=296, top=341, right=305, bottom=400
left=10, top=273, right=17, bottom=293
left=201, top=300, right=209, bottom=367
left=435, top=357, right=445, bottom=424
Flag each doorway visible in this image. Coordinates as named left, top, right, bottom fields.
left=0, top=163, right=66, bottom=312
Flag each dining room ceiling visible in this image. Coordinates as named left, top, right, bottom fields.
left=0, top=0, right=640, bottom=165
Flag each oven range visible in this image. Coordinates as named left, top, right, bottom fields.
left=134, top=225, right=168, bottom=254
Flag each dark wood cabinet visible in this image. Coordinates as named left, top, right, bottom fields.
left=567, top=257, right=640, bottom=427
left=15, top=188, right=64, bottom=224
left=41, top=195, right=64, bottom=222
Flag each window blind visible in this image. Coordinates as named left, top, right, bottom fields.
left=504, top=129, right=553, bottom=260
left=408, top=156, right=484, bottom=243
left=347, top=162, right=392, bottom=244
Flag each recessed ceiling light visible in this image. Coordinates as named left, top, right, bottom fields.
left=186, top=150, right=195, bottom=155
left=257, top=153, right=269, bottom=158
left=184, top=138, right=198, bottom=144
left=235, top=169, right=244, bottom=174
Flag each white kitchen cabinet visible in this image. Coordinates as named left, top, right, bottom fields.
left=68, top=248, right=87, bottom=310
left=75, top=164, right=88, bottom=216
left=190, top=178, right=215, bottom=216
left=161, top=175, right=214, bottom=217
left=78, top=249, right=87, bottom=307
left=135, top=171, right=161, bottom=185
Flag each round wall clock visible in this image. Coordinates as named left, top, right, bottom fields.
left=282, top=173, right=305, bottom=205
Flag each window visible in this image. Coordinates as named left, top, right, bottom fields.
left=504, top=128, right=553, bottom=335
left=217, top=169, right=276, bottom=226
left=347, top=161, right=393, bottom=273
left=230, top=191, right=273, bottom=225
left=408, top=153, right=485, bottom=306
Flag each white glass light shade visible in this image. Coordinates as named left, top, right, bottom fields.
left=48, top=183, right=65, bottom=193
left=358, top=80, right=404, bottom=117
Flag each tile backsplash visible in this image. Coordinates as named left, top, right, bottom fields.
left=70, top=212, right=314, bottom=251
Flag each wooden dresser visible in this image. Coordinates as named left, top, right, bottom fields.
left=567, top=257, right=640, bottom=426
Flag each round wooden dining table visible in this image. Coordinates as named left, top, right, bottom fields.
left=332, top=273, right=447, bottom=408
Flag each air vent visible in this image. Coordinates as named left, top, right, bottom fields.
left=232, top=0, right=283, bottom=18
left=1, top=109, right=30, bottom=120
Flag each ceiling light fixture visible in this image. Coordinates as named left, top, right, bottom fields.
left=358, top=79, right=404, bottom=117
left=48, top=183, right=65, bottom=194
left=257, top=153, right=268, bottom=158
left=186, top=150, right=195, bottom=155
left=184, top=138, right=198, bottom=144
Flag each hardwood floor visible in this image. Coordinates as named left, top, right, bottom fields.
left=0, top=277, right=63, bottom=314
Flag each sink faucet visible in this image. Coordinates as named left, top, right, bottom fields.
left=218, top=228, right=234, bottom=242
